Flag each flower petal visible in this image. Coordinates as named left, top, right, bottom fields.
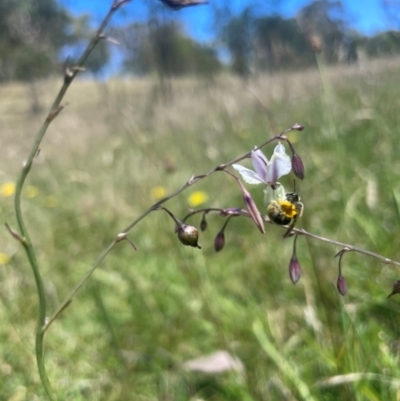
left=251, top=148, right=268, bottom=182
left=265, top=143, right=291, bottom=183
left=232, top=164, right=265, bottom=185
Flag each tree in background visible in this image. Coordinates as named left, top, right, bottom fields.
left=0, top=0, right=90, bottom=112
left=118, top=20, right=221, bottom=77
left=219, top=7, right=254, bottom=78
left=254, top=16, right=314, bottom=71
left=0, top=0, right=78, bottom=81
left=296, top=0, right=344, bottom=62
left=2, top=0, right=400, bottom=84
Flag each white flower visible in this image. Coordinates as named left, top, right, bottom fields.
left=232, top=142, right=291, bottom=186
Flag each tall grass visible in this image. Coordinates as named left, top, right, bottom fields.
left=1, top=57, right=400, bottom=399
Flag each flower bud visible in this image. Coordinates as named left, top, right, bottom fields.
left=237, top=180, right=265, bottom=234
left=177, top=224, right=201, bottom=249
left=200, top=213, right=208, bottom=232
left=214, top=230, right=225, bottom=252
left=291, top=153, right=305, bottom=180
left=337, top=275, right=348, bottom=296
left=289, top=255, right=301, bottom=284
left=291, top=123, right=304, bottom=131
left=387, top=280, right=400, bottom=298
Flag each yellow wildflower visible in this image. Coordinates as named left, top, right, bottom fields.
left=151, top=186, right=166, bottom=200
left=188, top=191, right=208, bottom=207
left=25, top=185, right=39, bottom=199
left=0, top=253, right=10, bottom=265
left=1, top=182, right=15, bottom=197
left=44, top=196, right=58, bottom=208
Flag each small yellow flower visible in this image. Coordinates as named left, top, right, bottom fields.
left=0, top=253, right=10, bottom=265
left=151, top=186, right=166, bottom=200
left=1, top=182, right=15, bottom=197
left=239, top=130, right=250, bottom=139
left=44, top=196, right=58, bottom=208
left=188, top=191, right=209, bottom=207
left=25, top=185, right=39, bottom=199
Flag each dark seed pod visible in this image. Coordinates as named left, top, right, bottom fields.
left=177, top=224, right=201, bottom=249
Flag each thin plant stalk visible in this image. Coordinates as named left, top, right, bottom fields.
left=11, top=1, right=131, bottom=398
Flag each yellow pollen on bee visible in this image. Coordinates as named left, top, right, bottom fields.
left=278, top=200, right=297, bottom=218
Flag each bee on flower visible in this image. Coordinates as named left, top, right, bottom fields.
left=233, top=143, right=303, bottom=237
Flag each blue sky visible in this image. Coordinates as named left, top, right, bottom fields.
left=58, top=0, right=390, bottom=77
left=59, top=0, right=390, bottom=43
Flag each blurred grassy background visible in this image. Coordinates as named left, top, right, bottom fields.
left=1, top=58, right=400, bottom=400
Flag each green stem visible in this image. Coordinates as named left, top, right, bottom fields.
left=11, top=1, right=131, bottom=398
left=14, top=126, right=55, bottom=400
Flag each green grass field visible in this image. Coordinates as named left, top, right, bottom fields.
left=1, top=58, right=400, bottom=400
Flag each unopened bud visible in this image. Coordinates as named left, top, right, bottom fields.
left=291, top=123, right=304, bottom=131
left=291, top=153, right=305, bottom=180
left=337, top=275, right=348, bottom=296
left=238, top=181, right=265, bottom=234
left=289, top=255, right=301, bottom=284
left=177, top=224, right=201, bottom=249
left=387, top=280, right=400, bottom=298
left=200, top=213, right=208, bottom=232
left=214, top=230, right=225, bottom=252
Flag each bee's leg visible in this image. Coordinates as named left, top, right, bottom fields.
left=282, top=218, right=297, bottom=238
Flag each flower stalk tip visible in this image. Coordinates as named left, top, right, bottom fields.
left=291, top=123, right=305, bottom=131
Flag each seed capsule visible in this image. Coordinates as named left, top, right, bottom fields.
left=177, top=224, right=201, bottom=249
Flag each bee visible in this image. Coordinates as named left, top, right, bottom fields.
left=266, top=183, right=303, bottom=238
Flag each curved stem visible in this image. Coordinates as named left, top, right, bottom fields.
left=14, top=161, right=54, bottom=399
left=11, top=1, right=131, bottom=398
